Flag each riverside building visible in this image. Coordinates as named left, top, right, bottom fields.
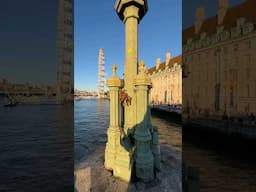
left=183, top=0, right=256, bottom=120
left=148, top=52, right=182, bottom=106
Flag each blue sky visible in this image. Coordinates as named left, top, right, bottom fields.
left=74, top=0, right=182, bottom=91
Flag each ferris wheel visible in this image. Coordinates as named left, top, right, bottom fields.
left=98, top=48, right=105, bottom=98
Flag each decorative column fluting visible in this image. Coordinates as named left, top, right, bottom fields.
left=104, top=65, right=123, bottom=171
left=123, top=5, right=139, bottom=134
left=115, top=0, right=148, bottom=135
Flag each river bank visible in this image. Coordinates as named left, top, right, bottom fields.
left=183, top=117, right=256, bottom=140
left=75, top=144, right=181, bottom=192
left=150, top=107, right=181, bottom=125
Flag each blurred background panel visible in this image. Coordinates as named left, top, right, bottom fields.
left=0, top=0, right=74, bottom=191
left=182, top=0, right=256, bottom=191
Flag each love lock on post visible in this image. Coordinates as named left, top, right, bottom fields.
left=120, top=89, right=132, bottom=106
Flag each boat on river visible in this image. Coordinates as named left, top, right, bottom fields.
left=3, top=96, right=18, bottom=107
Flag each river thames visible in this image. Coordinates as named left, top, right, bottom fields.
left=74, top=99, right=182, bottom=167
left=1, top=98, right=256, bottom=191
left=0, top=96, right=73, bottom=191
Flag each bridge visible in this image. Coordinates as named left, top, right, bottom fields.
left=0, top=81, right=56, bottom=96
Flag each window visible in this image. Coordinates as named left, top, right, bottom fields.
left=223, top=58, right=227, bottom=67
left=246, top=55, right=251, bottom=65
left=233, top=44, right=239, bottom=52
left=230, top=88, right=234, bottom=107
left=65, top=7, right=73, bottom=13
left=64, top=60, right=72, bottom=65
left=64, top=47, right=72, bottom=52
left=235, top=57, right=239, bottom=66
left=64, top=33, right=73, bottom=39
left=215, top=84, right=220, bottom=111
left=205, top=51, right=209, bottom=59
left=64, top=16, right=72, bottom=25
left=233, top=69, right=237, bottom=81
left=198, top=53, right=201, bottom=61
left=246, top=68, right=250, bottom=80
left=246, top=40, right=251, bottom=49
left=247, top=84, right=250, bottom=97
left=224, top=70, right=227, bottom=81
left=224, top=46, right=228, bottom=54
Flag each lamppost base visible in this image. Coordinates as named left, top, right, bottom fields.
left=114, top=149, right=133, bottom=182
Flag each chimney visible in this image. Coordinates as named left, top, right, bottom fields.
left=165, top=52, right=171, bottom=66
left=195, top=6, right=205, bottom=34
left=218, top=0, right=229, bottom=25
left=156, top=58, right=161, bottom=70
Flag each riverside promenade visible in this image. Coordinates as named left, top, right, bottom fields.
left=183, top=116, right=256, bottom=140
left=151, top=104, right=182, bottom=114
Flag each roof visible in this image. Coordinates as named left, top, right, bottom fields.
left=147, top=55, right=182, bottom=75
left=183, top=0, right=256, bottom=45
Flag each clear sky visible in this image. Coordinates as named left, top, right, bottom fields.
left=0, top=0, right=57, bottom=85
left=74, top=0, right=182, bottom=91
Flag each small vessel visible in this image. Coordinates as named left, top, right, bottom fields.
left=75, top=97, right=83, bottom=101
left=3, top=95, right=18, bottom=107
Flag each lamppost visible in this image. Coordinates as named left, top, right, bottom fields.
left=105, top=0, right=160, bottom=182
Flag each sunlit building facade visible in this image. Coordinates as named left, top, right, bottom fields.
left=148, top=52, right=182, bottom=105
left=183, top=0, right=256, bottom=119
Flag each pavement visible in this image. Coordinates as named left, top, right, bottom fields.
left=74, top=144, right=182, bottom=192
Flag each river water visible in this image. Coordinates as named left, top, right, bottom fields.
left=74, top=99, right=182, bottom=168
left=0, top=96, right=73, bottom=192
left=1, top=97, right=255, bottom=191
left=184, top=129, right=256, bottom=192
